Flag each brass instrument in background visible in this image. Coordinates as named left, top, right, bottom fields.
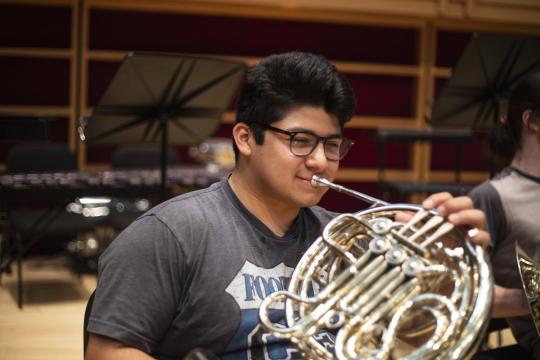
left=517, top=244, right=540, bottom=336
left=259, top=176, right=493, bottom=359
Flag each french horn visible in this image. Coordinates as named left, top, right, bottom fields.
left=517, top=244, right=540, bottom=336
left=259, top=175, right=493, bottom=359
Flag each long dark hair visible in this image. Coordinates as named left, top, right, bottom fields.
left=490, top=72, right=540, bottom=168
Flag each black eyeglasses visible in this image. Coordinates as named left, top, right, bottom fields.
left=260, top=124, right=354, bottom=161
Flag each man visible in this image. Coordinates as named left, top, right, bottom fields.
left=86, top=52, right=489, bottom=359
left=470, top=72, right=540, bottom=358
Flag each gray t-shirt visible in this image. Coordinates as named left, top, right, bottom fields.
left=470, top=166, right=540, bottom=355
left=87, top=178, right=337, bottom=359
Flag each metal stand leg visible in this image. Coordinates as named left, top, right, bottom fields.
left=0, top=202, right=7, bottom=286
left=17, top=233, right=23, bottom=309
left=0, top=234, right=3, bottom=287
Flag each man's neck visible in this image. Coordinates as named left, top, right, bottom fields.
left=228, top=170, right=299, bottom=237
left=512, top=134, right=540, bottom=178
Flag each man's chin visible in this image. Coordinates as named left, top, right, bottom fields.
left=299, top=194, right=324, bottom=208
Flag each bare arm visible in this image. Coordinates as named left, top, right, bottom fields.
left=85, top=334, right=155, bottom=360
left=491, top=284, right=530, bottom=318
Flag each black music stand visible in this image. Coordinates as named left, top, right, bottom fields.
left=80, top=52, right=245, bottom=198
left=430, top=33, right=540, bottom=129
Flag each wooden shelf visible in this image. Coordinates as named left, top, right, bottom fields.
left=0, top=47, right=72, bottom=59
left=0, top=106, right=71, bottom=117
left=87, top=50, right=421, bottom=77
left=2, top=0, right=538, bottom=189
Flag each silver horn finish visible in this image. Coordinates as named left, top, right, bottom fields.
left=259, top=176, right=493, bottom=359
left=311, top=174, right=388, bottom=207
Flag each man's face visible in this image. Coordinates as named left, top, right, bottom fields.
left=247, top=106, right=342, bottom=210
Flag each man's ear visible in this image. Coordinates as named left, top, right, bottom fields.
left=232, top=122, right=253, bottom=156
left=523, top=110, right=540, bottom=133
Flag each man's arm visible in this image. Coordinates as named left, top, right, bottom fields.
left=491, top=284, right=530, bottom=318
left=85, top=334, right=155, bottom=360
left=87, top=216, right=185, bottom=357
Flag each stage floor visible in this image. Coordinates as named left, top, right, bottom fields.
left=0, top=256, right=96, bottom=360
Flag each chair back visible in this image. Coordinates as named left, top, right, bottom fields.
left=111, top=144, right=180, bottom=169
left=6, top=143, right=77, bottom=173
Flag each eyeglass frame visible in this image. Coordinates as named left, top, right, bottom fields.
left=256, top=123, right=354, bottom=161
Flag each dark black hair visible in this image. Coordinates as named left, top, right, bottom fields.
left=490, top=72, right=540, bottom=166
left=233, top=52, right=356, bottom=158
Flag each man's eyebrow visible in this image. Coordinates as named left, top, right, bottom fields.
left=286, top=127, right=342, bottom=137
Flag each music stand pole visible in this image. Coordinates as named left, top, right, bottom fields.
left=160, top=115, right=168, bottom=201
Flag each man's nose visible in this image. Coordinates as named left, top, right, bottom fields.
left=305, top=142, right=329, bottom=170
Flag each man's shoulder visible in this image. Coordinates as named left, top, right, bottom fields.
left=152, top=179, right=227, bottom=213
left=135, top=179, right=229, bottom=229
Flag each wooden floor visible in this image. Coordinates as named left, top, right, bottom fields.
left=0, top=256, right=517, bottom=359
left=0, top=256, right=96, bottom=360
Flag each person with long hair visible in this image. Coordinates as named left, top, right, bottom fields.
left=470, top=72, right=540, bottom=357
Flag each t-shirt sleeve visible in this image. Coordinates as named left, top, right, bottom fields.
left=87, top=214, right=185, bottom=354
left=469, top=182, right=507, bottom=252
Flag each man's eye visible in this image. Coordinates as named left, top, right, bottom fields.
left=293, top=136, right=314, bottom=147
left=326, top=141, right=341, bottom=149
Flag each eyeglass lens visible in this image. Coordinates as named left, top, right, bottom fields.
left=290, top=133, right=348, bottom=160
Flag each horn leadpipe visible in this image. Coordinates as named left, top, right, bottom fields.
left=311, top=175, right=479, bottom=252
left=311, top=175, right=388, bottom=207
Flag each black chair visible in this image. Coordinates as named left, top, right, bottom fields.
left=108, top=144, right=180, bottom=230
left=473, top=318, right=536, bottom=360
left=82, top=290, right=218, bottom=360
left=473, top=344, right=534, bottom=359
left=111, top=143, right=180, bottom=170
left=5, top=143, right=77, bottom=173
left=1, top=143, right=104, bottom=308
left=83, top=290, right=95, bottom=356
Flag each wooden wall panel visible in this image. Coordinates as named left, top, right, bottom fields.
left=1, top=0, right=539, bottom=200
left=431, top=132, right=491, bottom=171
left=339, top=128, right=410, bottom=169
left=0, top=57, right=70, bottom=106
left=347, top=74, right=416, bottom=117
left=0, top=4, right=71, bottom=48
left=88, top=9, right=418, bottom=64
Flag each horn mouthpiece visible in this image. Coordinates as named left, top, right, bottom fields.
left=311, top=175, right=388, bottom=207
left=311, top=174, right=328, bottom=188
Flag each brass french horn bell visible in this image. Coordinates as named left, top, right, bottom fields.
left=259, top=175, right=493, bottom=359
left=517, top=244, right=540, bottom=336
